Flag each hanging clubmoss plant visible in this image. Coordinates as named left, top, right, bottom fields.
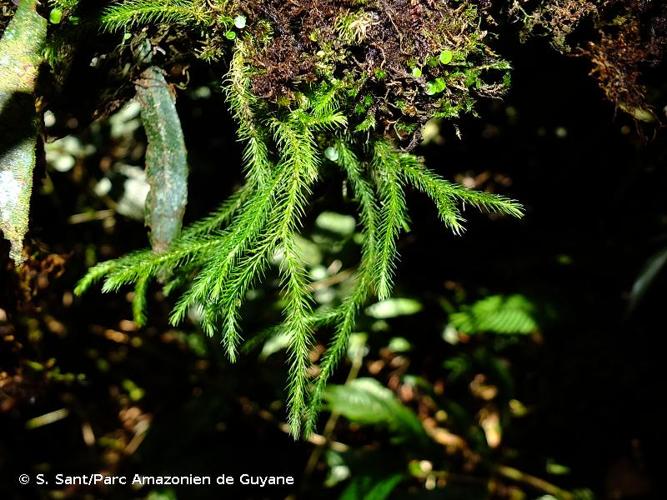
left=71, top=0, right=523, bottom=437
left=1, top=0, right=527, bottom=437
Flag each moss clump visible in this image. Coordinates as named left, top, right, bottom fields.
left=237, top=0, right=508, bottom=146
left=512, top=0, right=667, bottom=121
left=98, top=1, right=508, bottom=144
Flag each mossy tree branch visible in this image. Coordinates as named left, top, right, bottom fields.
left=0, top=0, right=47, bottom=265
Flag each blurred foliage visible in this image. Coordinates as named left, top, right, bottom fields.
left=324, top=378, right=427, bottom=444
left=448, top=295, right=541, bottom=336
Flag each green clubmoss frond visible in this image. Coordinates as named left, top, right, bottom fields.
left=101, top=0, right=217, bottom=32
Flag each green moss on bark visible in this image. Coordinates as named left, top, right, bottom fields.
left=0, top=0, right=47, bottom=265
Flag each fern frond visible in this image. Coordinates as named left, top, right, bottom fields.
left=108, top=242, right=213, bottom=291
left=214, top=122, right=322, bottom=428
left=450, top=294, right=538, bottom=335
left=101, top=0, right=213, bottom=32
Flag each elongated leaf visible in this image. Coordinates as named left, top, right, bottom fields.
left=0, top=0, right=46, bottom=264
left=324, top=378, right=426, bottom=442
left=135, top=66, right=189, bottom=253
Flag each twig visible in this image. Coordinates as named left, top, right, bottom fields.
left=307, top=269, right=353, bottom=291
left=494, top=464, right=574, bottom=500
